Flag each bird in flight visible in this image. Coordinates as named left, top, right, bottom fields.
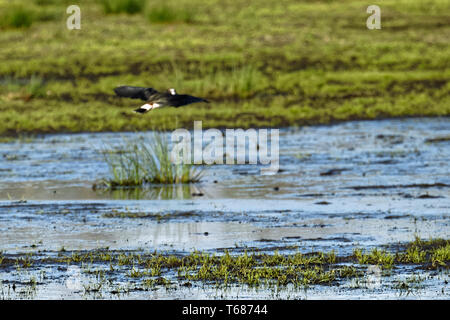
left=114, top=86, right=209, bottom=114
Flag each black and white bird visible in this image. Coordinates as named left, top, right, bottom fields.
left=114, top=86, right=209, bottom=114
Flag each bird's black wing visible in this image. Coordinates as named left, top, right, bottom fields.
left=114, top=86, right=159, bottom=101
left=172, top=94, right=209, bottom=107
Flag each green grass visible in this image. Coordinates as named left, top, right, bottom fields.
left=0, top=0, right=449, bottom=135
left=95, top=133, right=203, bottom=188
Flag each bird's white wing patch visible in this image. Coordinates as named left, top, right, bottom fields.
left=169, top=88, right=176, bottom=95
left=140, top=103, right=153, bottom=111
left=136, top=103, right=162, bottom=113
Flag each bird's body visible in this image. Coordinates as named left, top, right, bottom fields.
left=114, top=86, right=208, bottom=113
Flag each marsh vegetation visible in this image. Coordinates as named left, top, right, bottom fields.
left=0, top=237, right=448, bottom=299
left=94, top=133, right=203, bottom=189
left=0, top=0, right=449, bottom=135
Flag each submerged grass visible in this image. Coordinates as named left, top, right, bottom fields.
left=96, top=133, right=203, bottom=188
left=2, top=238, right=448, bottom=291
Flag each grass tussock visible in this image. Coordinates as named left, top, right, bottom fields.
left=0, top=6, right=34, bottom=29
left=96, top=133, right=203, bottom=188
left=146, top=4, right=195, bottom=24
left=353, top=248, right=395, bottom=269
left=0, top=5, right=60, bottom=29
left=404, top=237, right=450, bottom=268
left=101, top=0, right=146, bottom=14
left=100, top=0, right=196, bottom=23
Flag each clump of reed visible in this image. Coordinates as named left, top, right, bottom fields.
left=95, top=133, right=203, bottom=189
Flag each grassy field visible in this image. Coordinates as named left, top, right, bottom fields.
left=0, top=0, right=449, bottom=135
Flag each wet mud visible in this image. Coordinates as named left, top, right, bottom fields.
left=0, top=118, right=448, bottom=299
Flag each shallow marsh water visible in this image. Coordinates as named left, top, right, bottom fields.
left=0, top=118, right=449, bottom=299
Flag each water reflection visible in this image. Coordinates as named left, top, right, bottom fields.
left=95, top=184, right=205, bottom=200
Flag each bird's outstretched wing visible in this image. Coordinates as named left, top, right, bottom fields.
left=114, top=86, right=159, bottom=101
left=173, top=94, right=209, bottom=107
